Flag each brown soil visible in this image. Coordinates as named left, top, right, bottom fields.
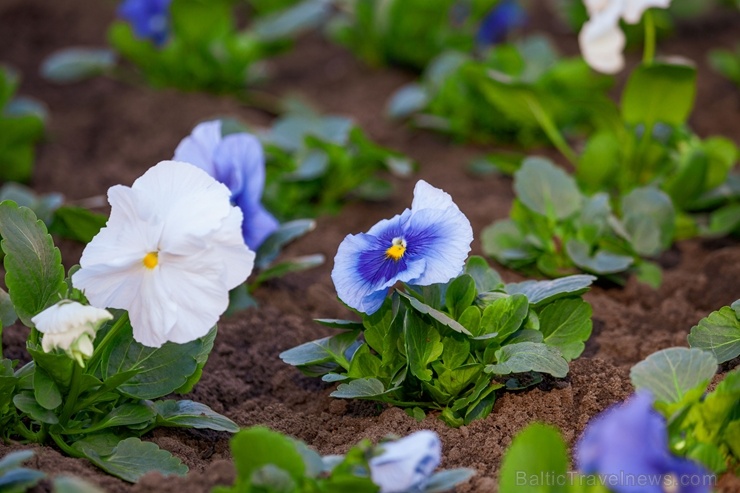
left=1, top=1, right=739, bottom=492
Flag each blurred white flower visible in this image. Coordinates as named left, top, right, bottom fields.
left=32, top=301, right=113, bottom=367
left=369, top=430, right=442, bottom=493
left=579, top=0, right=671, bottom=74
left=72, top=161, right=255, bottom=348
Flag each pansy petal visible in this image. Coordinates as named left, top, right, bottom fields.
left=235, top=194, right=279, bottom=250
left=579, top=19, right=626, bottom=74
left=623, top=0, right=671, bottom=23
left=410, top=180, right=457, bottom=213
left=214, top=133, right=265, bottom=201
left=196, top=206, right=256, bottom=289
left=404, top=207, right=472, bottom=286
left=173, top=120, right=222, bottom=175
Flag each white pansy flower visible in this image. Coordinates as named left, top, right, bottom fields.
left=369, top=430, right=442, bottom=493
left=579, top=0, right=672, bottom=74
left=31, top=301, right=113, bottom=367
left=71, top=161, right=255, bottom=348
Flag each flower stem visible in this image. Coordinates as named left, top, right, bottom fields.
left=50, top=433, right=84, bottom=458
left=642, top=10, right=656, bottom=65
left=524, top=94, right=578, bottom=165
left=85, top=312, right=129, bottom=373
left=59, top=363, right=82, bottom=425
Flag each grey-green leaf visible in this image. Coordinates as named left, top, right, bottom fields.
left=485, top=342, right=569, bottom=378
left=423, top=469, right=476, bottom=493
left=566, top=240, right=633, bottom=274
left=387, top=84, right=429, bottom=119
left=254, top=219, right=317, bottom=269
left=330, top=378, right=390, bottom=399
left=464, top=256, right=503, bottom=293
left=53, top=476, right=106, bottom=493
left=688, top=306, right=740, bottom=364
left=513, top=157, right=582, bottom=220
left=398, top=291, right=472, bottom=336
left=630, top=347, right=718, bottom=404
left=505, top=275, right=595, bottom=306
left=0, top=201, right=66, bottom=326
left=154, top=400, right=239, bottom=433
left=621, top=187, right=675, bottom=257
left=41, top=48, right=116, bottom=83
left=73, top=437, right=187, bottom=483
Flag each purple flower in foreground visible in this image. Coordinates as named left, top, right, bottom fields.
left=369, top=431, right=442, bottom=493
left=331, top=180, right=473, bottom=315
left=576, top=390, right=711, bottom=493
left=118, top=0, right=172, bottom=46
left=174, top=120, right=279, bottom=250
left=477, top=0, right=526, bottom=46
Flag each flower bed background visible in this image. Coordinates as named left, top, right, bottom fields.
left=0, top=0, right=739, bottom=491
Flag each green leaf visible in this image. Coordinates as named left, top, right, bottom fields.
left=330, top=377, right=392, bottom=399
left=154, top=400, right=239, bottom=433
left=0, top=201, right=65, bottom=326
left=97, top=320, right=204, bottom=399
left=12, top=392, right=59, bottom=424
left=514, top=157, right=582, bottom=220
left=630, top=347, right=717, bottom=404
left=505, top=275, right=595, bottom=306
left=404, top=312, right=444, bottom=382
left=27, top=344, right=74, bottom=390
left=73, top=437, right=187, bottom=483
left=33, top=366, right=62, bottom=410
left=498, top=423, right=569, bottom=493
left=173, top=326, right=217, bottom=394
left=445, top=275, right=477, bottom=319
left=398, top=291, right=472, bottom=336
left=480, top=220, right=536, bottom=265
left=478, top=294, right=529, bottom=340
left=255, top=219, right=316, bottom=269
left=465, top=256, right=503, bottom=293
left=53, top=476, right=106, bottom=493
left=566, top=240, right=633, bottom=274
left=49, top=206, right=108, bottom=244
left=229, top=427, right=306, bottom=489
left=621, top=187, right=675, bottom=257
left=279, top=330, right=361, bottom=375
left=688, top=306, right=740, bottom=364
left=315, top=319, right=364, bottom=330
left=685, top=443, right=727, bottom=475
left=622, top=62, right=696, bottom=127
left=0, top=287, right=17, bottom=327
left=63, top=402, right=156, bottom=434
left=634, top=261, right=662, bottom=289
left=538, top=298, right=593, bottom=361
left=485, top=342, right=569, bottom=378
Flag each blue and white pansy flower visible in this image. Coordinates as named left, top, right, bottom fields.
left=332, top=180, right=473, bottom=315
left=369, top=430, right=442, bottom=493
left=174, top=120, right=279, bottom=251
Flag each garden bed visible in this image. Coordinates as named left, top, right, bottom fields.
left=0, top=0, right=739, bottom=491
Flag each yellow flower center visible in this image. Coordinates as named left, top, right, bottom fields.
left=143, top=252, right=159, bottom=269
left=385, top=238, right=407, bottom=261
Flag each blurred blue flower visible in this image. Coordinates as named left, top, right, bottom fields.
left=477, top=0, right=526, bottom=46
left=118, top=0, right=172, bottom=46
left=174, top=120, right=279, bottom=250
left=576, top=390, right=711, bottom=493
left=332, top=180, right=472, bottom=315
left=369, top=430, right=442, bottom=493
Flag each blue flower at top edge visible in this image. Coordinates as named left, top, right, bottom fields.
left=576, top=390, right=711, bottom=493
left=477, top=0, right=526, bottom=46
left=118, top=0, right=173, bottom=46
left=173, top=120, right=279, bottom=251
left=331, top=180, right=473, bottom=315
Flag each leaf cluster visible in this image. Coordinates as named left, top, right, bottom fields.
left=328, top=0, right=500, bottom=71
left=0, top=450, right=106, bottom=493
left=0, top=66, right=46, bottom=183
left=257, top=107, right=415, bottom=220
left=482, top=157, right=673, bottom=286
left=214, top=426, right=474, bottom=493
left=281, top=256, right=594, bottom=426
left=0, top=201, right=237, bottom=482
left=388, top=36, right=615, bottom=146
left=630, top=347, right=739, bottom=475
left=576, top=62, right=740, bottom=239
